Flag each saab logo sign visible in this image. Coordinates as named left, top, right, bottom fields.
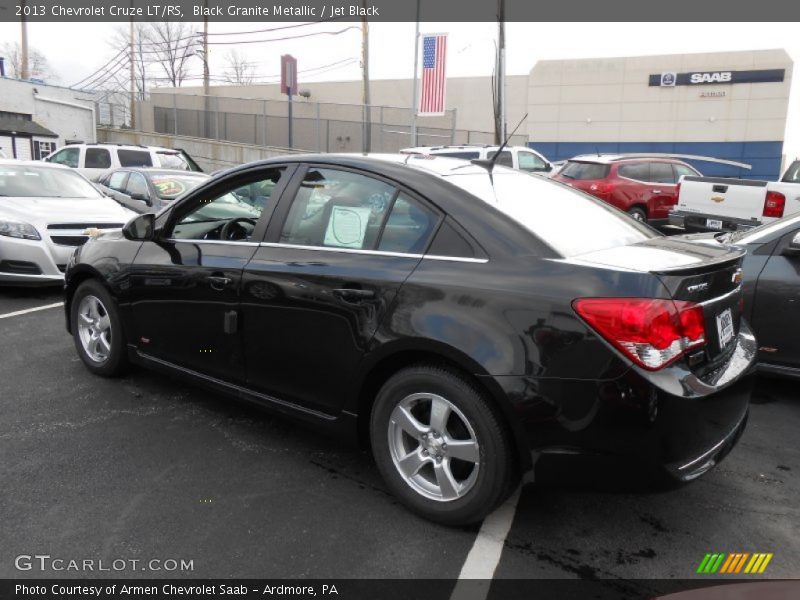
left=690, top=72, right=732, bottom=84
left=650, top=69, right=785, bottom=87
left=660, top=72, right=676, bottom=86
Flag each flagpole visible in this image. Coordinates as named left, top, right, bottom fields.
left=410, top=0, right=420, bottom=147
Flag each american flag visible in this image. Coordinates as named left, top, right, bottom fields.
left=419, top=34, right=447, bottom=115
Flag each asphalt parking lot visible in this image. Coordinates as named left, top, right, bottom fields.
left=1, top=284, right=798, bottom=593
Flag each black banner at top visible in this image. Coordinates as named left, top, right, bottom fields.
left=2, top=0, right=800, bottom=22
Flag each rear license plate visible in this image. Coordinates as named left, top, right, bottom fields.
left=716, top=308, right=734, bottom=350
left=706, top=219, right=723, bottom=230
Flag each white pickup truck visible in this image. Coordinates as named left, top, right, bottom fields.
left=670, top=159, right=800, bottom=232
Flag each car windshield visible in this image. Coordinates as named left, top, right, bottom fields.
left=150, top=175, right=208, bottom=200
left=443, top=170, right=657, bottom=257
left=559, top=161, right=610, bottom=180
left=0, top=165, right=101, bottom=198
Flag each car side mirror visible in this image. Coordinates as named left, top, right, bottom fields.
left=784, top=232, right=800, bottom=257
left=122, top=213, right=155, bottom=241
left=130, top=192, right=151, bottom=205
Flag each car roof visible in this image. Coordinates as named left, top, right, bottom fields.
left=63, top=143, right=176, bottom=153
left=567, top=154, right=687, bottom=165
left=109, top=167, right=208, bottom=177
left=0, top=159, right=69, bottom=169
left=401, top=145, right=532, bottom=154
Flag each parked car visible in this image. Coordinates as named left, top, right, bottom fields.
left=671, top=161, right=800, bottom=232
left=0, top=160, right=134, bottom=286
left=64, top=154, right=755, bottom=525
left=400, top=144, right=553, bottom=175
left=44, top=143, right=203, bottom=182
left=681, top=213, right=800, bottom=378
left=552, top=155, right=702, bottom=225
left=96, top=168, right=211, bottom=213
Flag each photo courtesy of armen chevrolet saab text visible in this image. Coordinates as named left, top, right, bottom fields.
left=64, top=153, right=756, bottom=524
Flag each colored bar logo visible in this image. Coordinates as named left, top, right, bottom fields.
left=697, top=553, right=773, bottom=574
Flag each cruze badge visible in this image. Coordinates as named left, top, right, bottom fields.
left=687, top=282, right=709, bottom=293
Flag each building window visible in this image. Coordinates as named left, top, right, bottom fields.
left=0, top=111, right=32, bottom=121
left=33, top=141, right=57, bottom=160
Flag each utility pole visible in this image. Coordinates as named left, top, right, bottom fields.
left=496, top=0, right=506, bottom=143
left=20, top=0, right=29, bottom=79
left=129, top=16, right=136, bottom=129
left=202, top=2, right=210, bottom=138
left=361, top=3, right=371, bottom=152
left=410, top=0, right=420, bottom=147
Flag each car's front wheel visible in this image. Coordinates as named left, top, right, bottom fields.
left=370, top=365, right=516, bottom=525
left=71, top=280, right=128, bottom=377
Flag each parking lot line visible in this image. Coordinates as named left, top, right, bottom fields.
left=0, top=302, right=64, bottom=320
left=450, top=486, right=521, bottom=598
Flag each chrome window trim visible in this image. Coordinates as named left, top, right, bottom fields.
left=168, top=238, right=261, bottom=247
left=164, top=239, right=489, bottom=262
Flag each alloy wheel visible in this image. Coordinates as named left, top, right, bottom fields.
left=387, top=392, right=480, bottom=502
left=77, top=295, right=113, bottom=364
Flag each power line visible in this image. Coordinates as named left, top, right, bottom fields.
left=204, top=26, right=360, bottom=45
left=198, top=18, right=346, bottom=37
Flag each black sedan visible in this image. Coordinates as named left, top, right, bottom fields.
left=63, top=154, right=756, bottom=525
left=682, top=214, right=800, bottom=378
left=96, top=168, right=210, bottom=213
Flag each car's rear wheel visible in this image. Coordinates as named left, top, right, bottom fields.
left=71, top=280, right=127, bottom=377
left=628, top=207, right=647, bottom=222
left=370, top=365, right=516, bottom=525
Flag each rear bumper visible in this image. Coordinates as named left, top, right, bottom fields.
left=669, top=210, right=761, bottom=232
left=495, top=325, right=757, bottom=484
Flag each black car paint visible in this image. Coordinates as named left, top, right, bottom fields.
left=683, top=219, right=800, bottom=376
left=65, top=155, right=756, bottom=481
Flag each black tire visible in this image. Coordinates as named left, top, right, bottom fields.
left=628, top=207, right=647, bottom=222
left=370, top=365, right=517, bottom=525
left=70, top=279, right=128, bottom=377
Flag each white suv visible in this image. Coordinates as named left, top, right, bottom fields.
left=400, top=144, right=553, bottom=175
left=43, top=143, right=202, bottom=181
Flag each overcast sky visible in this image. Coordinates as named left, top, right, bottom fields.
left=1, top=21, right=798, bottom=161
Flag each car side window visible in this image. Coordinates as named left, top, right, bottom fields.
left=85, top=148, right=112, bottom=169
left=171, top=169, right=286, bottom=241
left=125, top=173, right=149, bottom=199
left=49, top=147, right=79, bottom=168
left=488, top=150, right=513, bottom=167
left=108, top=171, right=127, bottom=191
left=674, top=164, right=698, bottom=180
left=377, top=193, right=437, bottom=254
left=517, top=151, right=547, bottom=172
left=118, top=149, right=153, bottom=167
left=229, top=168, right=285, bottom=212
left=280, top=168, right=395, bottom=250
left=650, top=162, right=677, bottom=184
left=618, top=162, right=650, bottom=181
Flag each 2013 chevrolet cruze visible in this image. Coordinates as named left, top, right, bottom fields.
left=65, top=154, right=756, bottom=524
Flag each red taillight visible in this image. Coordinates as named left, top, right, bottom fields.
left=763, top=191, right=786, bottom=218
left=589, top=181, right=614, bottom=199
left=572, top=298, right=706, bottom=371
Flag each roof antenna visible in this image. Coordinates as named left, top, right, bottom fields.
left=471, top=113, right=528, bottom=174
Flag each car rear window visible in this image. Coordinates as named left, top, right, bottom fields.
left=444, top=170, right=657, bottom=257
left=559, top=161, right=610, bottom=180
left=157, top=152, right=190, bottom=170
left=151, top=175, right=207, bottom=199
left=118, top=150, right=153, bottom=167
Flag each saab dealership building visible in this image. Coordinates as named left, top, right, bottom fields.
left=528, top=49, right=793, bottom=179
left=147, top=48, right=792, bottom=179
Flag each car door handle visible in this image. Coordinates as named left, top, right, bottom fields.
left=208, top=275, right=232, bottom=291
left=652, top=189, right=662, bottom=194
left=333, top=288, right=375, bottom=301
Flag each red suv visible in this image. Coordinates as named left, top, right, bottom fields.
left=552, top=156, right=701, bottom=225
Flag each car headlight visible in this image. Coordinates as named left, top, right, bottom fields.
left=0, top=220, right=42, bottom=240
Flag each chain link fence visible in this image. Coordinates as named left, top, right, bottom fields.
left=98, top=92, right=526, bottom=153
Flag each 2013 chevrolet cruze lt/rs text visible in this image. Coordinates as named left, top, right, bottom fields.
left=64, top=154, right=756, bottom=524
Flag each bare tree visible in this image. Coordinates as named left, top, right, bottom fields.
left=142, top=22, right=195, bottom=87
left=1, top=41, right=52, bottom=80
left=109, top=24, right=150, bottom=100
left=222, top=50, right=256, bottom=86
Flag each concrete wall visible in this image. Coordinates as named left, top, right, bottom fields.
left=96, top=128, right=304, bottom=172
left=150, top=75, right=528, bottom=135
left=0, top=77, right=96, bottom=145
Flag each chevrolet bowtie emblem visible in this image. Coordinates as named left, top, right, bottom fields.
left=711, top=196, right=725, bottom=203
